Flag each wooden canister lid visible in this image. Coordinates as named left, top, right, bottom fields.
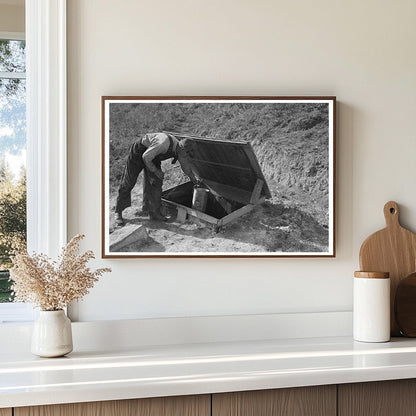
left=354, top=271, right=389, bottom=279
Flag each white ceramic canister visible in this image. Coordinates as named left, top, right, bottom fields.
left=353, top=271, right=390, bottom=342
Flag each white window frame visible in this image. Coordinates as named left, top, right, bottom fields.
left=0, top=0, right=67, bottom=324
left=0, top=30, right=32, bottom=323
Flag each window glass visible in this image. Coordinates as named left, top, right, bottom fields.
left=0, top=39, right=25, bottom=73
left=0, top=39, right=26, bottom=303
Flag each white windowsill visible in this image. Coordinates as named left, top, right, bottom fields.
left=0, top=303, right=36, bottom=324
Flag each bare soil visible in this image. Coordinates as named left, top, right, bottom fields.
left=109, top=187, right=328, bottom=254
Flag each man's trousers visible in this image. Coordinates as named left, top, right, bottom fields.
left=115, top=141, right=162, bottom=215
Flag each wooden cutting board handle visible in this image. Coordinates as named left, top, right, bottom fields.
left=383, top=201, right=400, bottom=228
left=359, top=201, right=416, bottom=336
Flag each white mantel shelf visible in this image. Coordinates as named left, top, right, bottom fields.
left=2, top=335, right=416, bottom=409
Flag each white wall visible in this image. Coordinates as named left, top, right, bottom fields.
left=67, top=0, right=416, bottom=322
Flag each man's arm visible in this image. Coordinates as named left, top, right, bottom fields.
left=177, top=151, right=198, bottom=183
left=142, top=134, right=170, bottom=178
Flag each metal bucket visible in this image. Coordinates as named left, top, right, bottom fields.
left=192, top=187, right=209, bottom=212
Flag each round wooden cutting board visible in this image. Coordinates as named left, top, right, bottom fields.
left=395, top=272, right=416, bottom=337
left=359, top=201, right=416, bottom=336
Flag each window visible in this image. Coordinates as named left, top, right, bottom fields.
left=0, top=32, right=34, bottom=322
left=0, top=35, right=26, bottom=302
left=0, top=1, right=67, bottom=324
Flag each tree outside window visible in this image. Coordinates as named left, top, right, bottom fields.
left=0, top=38, right=27, bottom=302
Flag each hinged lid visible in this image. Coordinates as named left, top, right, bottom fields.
left=174, top=134, right=272, bottom=205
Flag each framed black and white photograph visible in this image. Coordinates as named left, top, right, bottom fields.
left=102, top=96, right=335, bottom=258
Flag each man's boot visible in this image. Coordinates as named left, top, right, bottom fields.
left=135, top=207, right=149, bottom=217
left=149, top=212, right=169, bottom=222
left=147, top=174, right=169, bottom=221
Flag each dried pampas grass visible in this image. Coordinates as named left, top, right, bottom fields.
left=10, top=234, right=111, bottom=311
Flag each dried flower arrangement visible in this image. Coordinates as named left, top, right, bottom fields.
left=10, top=234, right=111, bottom=311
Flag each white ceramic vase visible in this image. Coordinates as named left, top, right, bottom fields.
left=31, top=310, right=73, bottom=357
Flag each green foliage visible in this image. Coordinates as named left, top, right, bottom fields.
left=0, top=39, right=25, bottom=74
left=0, top=161, right=26, bottom=270
left=0, top=270, right=13, bottom=303
left=0, top=39, right=25, bottom=98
